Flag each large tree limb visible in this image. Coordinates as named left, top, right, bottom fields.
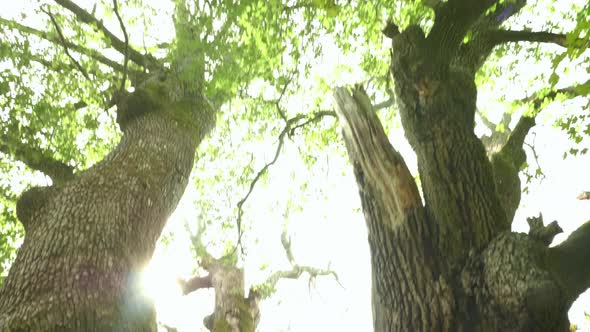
left=548, top=220, right=590, bottom=304
left=0, top=141, right=74, bottom=185
left=486, top=29, right=571, bottom=48
left=459, top=28, right=582, bottom=74
left=491, top=81, right=588, bottom=223
left=53, top=0, right=158, bottom=69
left=333, top=85, right=422, bottom=227
left=426, top=0, right=520, bottom=64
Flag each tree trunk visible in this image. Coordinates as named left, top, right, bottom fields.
left=0, top=80, right=215, bottom=331
left=332, top=9, right=589, bottom=327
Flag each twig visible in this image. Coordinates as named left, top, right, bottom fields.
left=42, top=6, right=90, bottom=81
left=288, top=110, right=336, bottom=136
left=233, top=110, right=336, bottom=253
left=524, top=135, right=545, bottom=181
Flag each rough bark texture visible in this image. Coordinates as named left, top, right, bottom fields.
left=332, top=2, right=588, bottom=329
left=205, top=264, right=259, bottom=332
left=0, top=80, right=215, bottom=331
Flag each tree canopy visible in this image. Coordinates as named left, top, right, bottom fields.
left=0, top=0, right=589, bottom=330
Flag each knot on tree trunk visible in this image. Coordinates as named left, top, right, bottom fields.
left=527, top=214, right=563, bottom=246
left=460, top=232, right=569, bottom=331
left=16, top=186, right=51, bottom=230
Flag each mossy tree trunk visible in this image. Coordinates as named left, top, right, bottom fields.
left=333, top=1, right=589, bottom=331
left=0, top=79, right=215, bottom=331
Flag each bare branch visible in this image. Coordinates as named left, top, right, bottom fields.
left=373, top=96, right=395, bottom=111
left=53, top=0, right=157, bottom=69
left=251, top=228, right=341, bottom=300
left=255, top=265, right=340, bottom=300
left=177, top=274, right=212, bottom=295
left=288, top=110, right=336, bottom=136
left=112, top=0, right=129, bottom=92
left=280, top=229, right=296, bottom=266
left=233, top=105, right=334, bottom=252
left=42, top=6, right=91, bottom=81
left=185, top=221, right=215, bottom=270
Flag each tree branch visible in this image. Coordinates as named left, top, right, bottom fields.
left=491, top=81, right=588, bottom=223
left=426, top=0, right=506, bottom=63
left=486, top=29, right=571, bottom=48
left=0, top=17, right=127, bottom=73
left=548, top=220, right=590, bottom=304
left=177, top=274, right=212, bottom=295
left=42, top=6, right=91, bottom=81
left=112, top=0, right=130, bottom=92
left=0, top=141, right=74, bottom=185
left=234, top=108, right=334, bottom=252
left=53, top=0, right=158, bottom=69
left=185, top=220, right=215, bottom=270
left=251, top=228, right=341, bottom=301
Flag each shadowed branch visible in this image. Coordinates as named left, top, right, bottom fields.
left=492, top=81, right=589, bottom=223
left=548, top=220, right=590, bottom=304
left=0, top=139, right=74, bottom=185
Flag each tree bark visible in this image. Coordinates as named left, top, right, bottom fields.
left=0, top=80, right=215, bottom=331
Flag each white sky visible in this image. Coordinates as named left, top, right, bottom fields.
left=2, top=1, right=590, bottom=331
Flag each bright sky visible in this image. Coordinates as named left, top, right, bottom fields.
left=2, top=1, right=590, bottom=331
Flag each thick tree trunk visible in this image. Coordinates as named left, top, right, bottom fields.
left=334, top=84, right=572, bottom=331
left=0, top=81, right=215, bottom=331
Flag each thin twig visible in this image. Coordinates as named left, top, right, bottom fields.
left=42, top=6, right=90, bottom=81
left=524, top=136, right=545, bottom=181
left=112, top=0, right=129, bottom=92
left=288, top=110, right=336, bottom=136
